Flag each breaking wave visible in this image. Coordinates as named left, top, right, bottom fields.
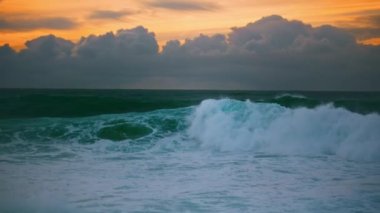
left=188, top=99, right=380, bottom=161
left=1, top=98, right=379, bottom=161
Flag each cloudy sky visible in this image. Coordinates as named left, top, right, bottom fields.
left=0, top=0, right=380, bottom=90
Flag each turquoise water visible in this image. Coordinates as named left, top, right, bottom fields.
left=0, top=90, right=380, bottom=212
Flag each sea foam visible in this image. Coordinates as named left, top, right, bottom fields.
left=188, top=99, right=380, bottom=161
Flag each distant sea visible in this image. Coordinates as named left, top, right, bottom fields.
left=1, top=89, right=380, bottom=212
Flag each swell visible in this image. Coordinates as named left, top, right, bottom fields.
left=0, top=90, right=196, bottom=119
left=1, top=89, right=380, bottom=119
left=0, top=107, right=190, bottom=146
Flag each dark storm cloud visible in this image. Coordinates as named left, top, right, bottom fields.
left=88, top=10, right=133, bottom=20
left=162, top=34, right=228, bottom=56
left=1, top=15, right=379, bottom=90
left=347, top=27, right=380, bottom=40
left=0, top=17, right=78, bottom=31
left=0, top=27, right=159, bottom=88
left=159, top=15, right=380, bottom=90
left=226, top=15, right=357, bottom=53
left=146, top=0, right=218, bottom=11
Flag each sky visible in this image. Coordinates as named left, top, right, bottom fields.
left=0, top=0, right=380, bottom=90
left=1, top=0, right=380, bottom=49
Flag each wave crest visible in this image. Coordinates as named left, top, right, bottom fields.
left=188, top=99, right=380, bottom=161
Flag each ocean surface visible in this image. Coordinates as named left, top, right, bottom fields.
left=0, top=89, right=380, bottom=212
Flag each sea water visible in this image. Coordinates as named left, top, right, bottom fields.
left=0, top=90, right=379, bottom=212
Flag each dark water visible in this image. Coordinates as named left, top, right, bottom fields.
left=0, top=89, right=380, bottom=212
left=1, top=89, right=380, bottom=119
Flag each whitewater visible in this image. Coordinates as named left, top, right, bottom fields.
left=1, top=97, right=380, bottom=212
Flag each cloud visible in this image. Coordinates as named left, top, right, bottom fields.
left=337, top=11, right=380, bottom=41
left=226, top=15, right=357, bottom=54
left=0, top=44, right=16, bottom=60
left=361, top=14, right=380, bottom=26
left=159, top=16, right=378, bottom=90
left=21, top=34, right=74, bottom=59
left=74, top=26, right=158, bottom=58
left=0, top=26, right=159, bottom=88
left=0, top=17, right=78, bottom=32
left=340, top=9, right=380, bottom=18
left=146, top=0, right=218, bottom=11
left=346, top=14, right=380, bottom=40
left=163, top=34, right=227, bottom=56
left=347, top=27, right=380, bottom=40
left=88, top=10, right=133, bottom=20
left=0, top=15, right=379, bottom=90
left=228, top=15, right=312, bottom=53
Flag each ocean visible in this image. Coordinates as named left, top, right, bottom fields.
left=0, top=89, right=379, bottom=212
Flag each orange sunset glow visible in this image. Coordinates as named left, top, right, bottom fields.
left=1, top=0, right=380, bottom=49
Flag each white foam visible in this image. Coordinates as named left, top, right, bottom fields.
left=188, top=99, right=380, bottom=161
